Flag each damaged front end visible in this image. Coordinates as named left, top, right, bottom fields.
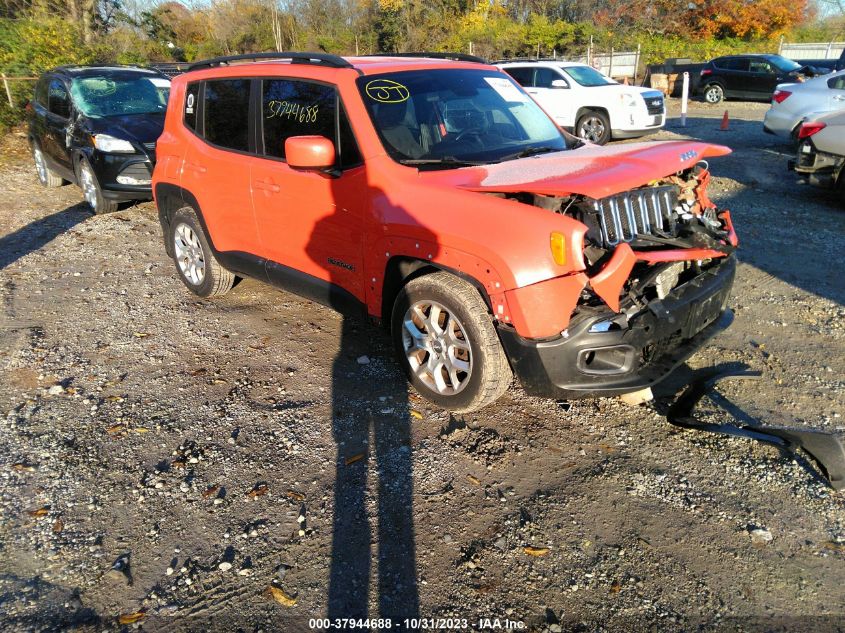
left=497, top=163, right=739, bottom=398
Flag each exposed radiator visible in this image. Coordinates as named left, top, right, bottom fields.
left=589, top=185, right=680, bottom=247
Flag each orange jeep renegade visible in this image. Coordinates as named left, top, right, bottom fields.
left=152, top=52, right=738, bottom=412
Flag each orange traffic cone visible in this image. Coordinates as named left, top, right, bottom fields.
left=720, top=110, right=729, bottom=131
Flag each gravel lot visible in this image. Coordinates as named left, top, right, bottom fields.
left=1, top=98, right=844, bottom=632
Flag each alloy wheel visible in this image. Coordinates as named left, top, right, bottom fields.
left=173, top=222, right=206, bottom=286
left=579, top=116, right=606, bottom=143
left=401, top=300, right=472, bottom=395
left=79, top=163, right=98, bottom=210
left=33, top=146, right=47, bottom=184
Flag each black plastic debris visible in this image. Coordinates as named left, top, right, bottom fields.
left=667, top=369, right=845, bottom=491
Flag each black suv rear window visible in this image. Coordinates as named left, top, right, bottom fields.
left=204, top=79, right=250, bottom=151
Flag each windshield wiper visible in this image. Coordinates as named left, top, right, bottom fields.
left=398, top=157, right=488, bottom=168
left=497, top=146, right=560, bottom=162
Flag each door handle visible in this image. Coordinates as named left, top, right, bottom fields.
left=184, top=161, right=206, bottom=174
left=253, top=179, right=280, bottom=193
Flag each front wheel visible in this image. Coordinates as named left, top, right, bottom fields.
left=576, top=110, right=611, bottom=145
left=391, top=271, right=512, bottom=413
left=78, top=158, right=118, bottom=214
left=703, top=84, right=724, bottom=104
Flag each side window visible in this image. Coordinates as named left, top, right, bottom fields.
left=184, top=81, right=200, bottom=131
left=48, top=79, right=71, bottom=118
left=828, top=75, right=845, bottom=90
left=723, top=58, right=750, bottom=72
left=204, top=79, right=250, bottom=151
left=749, top=60, right=772, bottom=74
left=34, top=78, right=48, bottom=108
left=261, top=79, right=336, bottom=160
left=534, top=67, right=563, bottom=88
left=504, top=67, right=533, bottom=87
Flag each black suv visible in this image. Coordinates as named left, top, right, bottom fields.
left=27, top=66, right=170, bottom=213
left=698, top=54, right=819, bottom=104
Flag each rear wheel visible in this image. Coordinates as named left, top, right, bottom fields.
left=703, top=83, right=724, bottom=104
left=391, top=271, right=512, bottom=413
left=576, top=110, right=611, bottom=145
left=32, top=143, right=64, bottom=187
left=169, top=207, right=235, bottom=298
left=78, top=158, right=118, bottom=214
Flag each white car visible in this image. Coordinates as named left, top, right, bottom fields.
left=763, top=69, right=845, bottom=141
left=496, top=60, right=666, bottom=145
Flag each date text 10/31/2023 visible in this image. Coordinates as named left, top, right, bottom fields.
left=307, top=618, right=527, bottom=630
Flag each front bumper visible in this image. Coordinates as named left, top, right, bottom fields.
left=88, top=152, right=154, bottom=201
left=497, top=255, right=736, bottom=398
left=611, top=112, right=666, bottom=139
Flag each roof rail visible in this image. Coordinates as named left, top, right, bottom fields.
left=364, top=52, right=488, bottom=64
left=490, top=57, right=562, bottom=64
left=187, top=52, right=354, bottom=72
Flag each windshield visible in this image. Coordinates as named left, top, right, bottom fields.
left=71, top=74, right=170, bottom=117
left=561, top=66, right=616, bottom=87
left=357, top=69, right=567, bottom=168
left=770, top=56, right=802, bottom=73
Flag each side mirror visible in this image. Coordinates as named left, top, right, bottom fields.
left=285, top=136, right=336, bottom=171
left=550, top=79, right=568, bottom=89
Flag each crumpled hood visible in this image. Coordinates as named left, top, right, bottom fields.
left=83, top=112, right=165, bottom=146
left=420, top=140, right=731, bottom=200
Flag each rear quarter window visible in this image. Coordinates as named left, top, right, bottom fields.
left=204, top=79, right=250, bottom=151
left=829, top=75, right=845, bottom=90
left=34, top=78, right=48, bottom=107
left=184, top=81, right=200, bottom=131
left=504, top=67, right=534, bottom=87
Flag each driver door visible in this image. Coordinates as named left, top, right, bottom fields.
left=250, top=78, right=366, bottom=303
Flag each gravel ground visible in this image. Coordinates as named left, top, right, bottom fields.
left=1, top=98, right=844, bottom=632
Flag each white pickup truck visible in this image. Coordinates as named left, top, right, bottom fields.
left=497, top=60, right=666, bottom=145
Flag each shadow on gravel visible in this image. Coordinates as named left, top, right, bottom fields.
left=0, top=201, right=91, bottom=270
left=305, top=155, right=429, bottom=625
left=0, top=573, right=101, bottom=627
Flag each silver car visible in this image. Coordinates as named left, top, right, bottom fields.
left=791, top=109, right=845, bottom=201
left=763, top=70, right=845, bottom=141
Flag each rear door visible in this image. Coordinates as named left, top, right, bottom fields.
left=250, top=77, right=366, bottom=302
left=719, top=58, right=750, bottom=97
left=179, top=77, right=261, bottom=256
left=44, top=77, right=74, bottom=177
left=827, top=73, right=845, bottom=110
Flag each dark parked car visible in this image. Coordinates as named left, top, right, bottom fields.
left=27, top=66, right=170, bottom=213
left=697, top=54, right=820, bottom=104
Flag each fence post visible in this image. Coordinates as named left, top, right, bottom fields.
left=778, top=35, right=784, bottom=55
left=681, top=72, right=689, bottom=127
left=588, top=35, right=593, bottom=66
left=634, top=43, right=641, bottom=85
left=827, top=41, right=833, bottom=59
left=1, top=74, right=13, bottom=109
left=609, top=47, right=614, bottom=78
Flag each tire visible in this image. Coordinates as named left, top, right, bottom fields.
left=32, top=143, right=64, bottom=188
left=703, top=83, right=724, bottom=104
left=78, top=158, right=118, bottom=214
left=575, top=110, right=611, bottom=145
left=169, top=206, right=235, bottom=298
left=391, top=271, right=512, bottom=413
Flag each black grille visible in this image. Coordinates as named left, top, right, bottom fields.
left=588, top=185, right=679, bottom=247
left=643, top=94, right=665, bottom=115
left=143, top=142, right=156, bottom=151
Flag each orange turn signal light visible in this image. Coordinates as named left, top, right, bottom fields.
left=550, top=232, right=567, bottom=266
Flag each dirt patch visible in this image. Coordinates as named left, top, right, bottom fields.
left=1, top=101, right=844, bottom=631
